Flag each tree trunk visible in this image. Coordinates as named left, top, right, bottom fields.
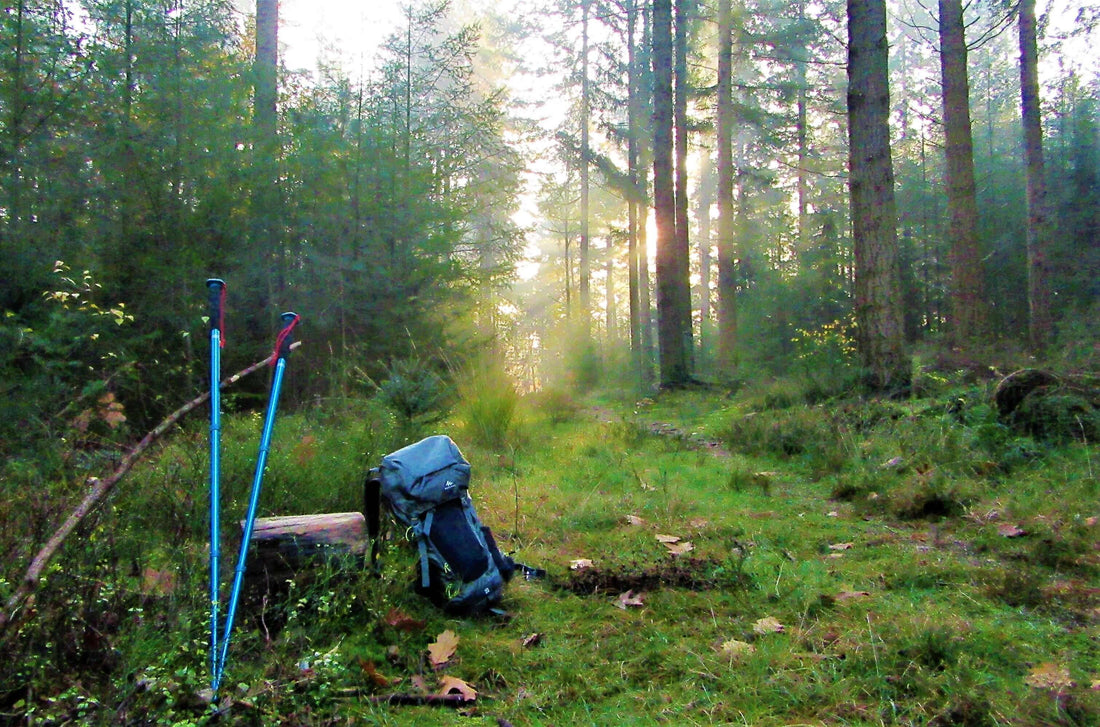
left=627, top=0, right=642, bottom=367
left=715, top=0, right=738, bottom=377
left=1018, top=0, right=1052, bottom=351
left=639, top=3, right=656, bottom=379
left=696, top=151, right=714, bottom=367
left=847, top=0, right=907, bottom=389
left=652, top=0, right=690, bottom=386
left=938, top=0, right=986, bottom=346
left=795, top=0, right=809, bottom=250
left=252, top=0, right=280, bottom=313
left=673, top=0, right=693, bottom=371
left=579, top=0, right=592, bottom=335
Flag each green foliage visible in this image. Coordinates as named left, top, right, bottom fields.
left=790, top=318, right=859, bottom=400
left=371, top=357, right=451, bottom=426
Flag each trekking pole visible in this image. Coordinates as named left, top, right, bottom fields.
left=205, top=278, right=226, bottom=695
left=214, top=312, right=300, bottom=691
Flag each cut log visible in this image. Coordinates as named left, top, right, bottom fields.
left=244, top=512, right=367, bottom=578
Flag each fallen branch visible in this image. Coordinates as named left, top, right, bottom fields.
left=365, top=693, right=472, bottom=707
left=0, top=342, right=301, bottom=635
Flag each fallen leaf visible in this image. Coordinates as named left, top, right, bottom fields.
left=998, top=523, right=1027, bottom=538
left=826, top=510, right=839, bottom=517
left=881, top=456, right=904, bottom=469
left=521, top=633, right=543, bottom=648
left=625, top=515, right=645, bottom=526
left=753, top=616, right=785, bottom=635
left=663, top=540, right=694, bottom=555
left=385, top=607, right=426, bottom=632
left=615, top=590, right=645, bottom=610
left=1085, top=516, right=1097, bottom=527
left=1090, top=679, right=1100, bottom=691
left=689, top=518, right=709, bottom=529
left=1025, top=662, right=1074, bottom=691
left=140, top=567, right=177, bottom=596
left=829, top=542, right=854, bottom=551
left=720, top=639, right=756, bottom=658
left=655, top=534, right=681, bottom=543
left=438, top=675, right=477, bottom=701
left=827, top=553, right=845, bottom=559
left=835, top=590, right=872, bottom=603
left=570, top=558, right=594, bottom=571
left=410, top=675, right=430, bottom=692
left=386, top=645, right=401, bottom=664
left=359, top=659, right=391, bottom=688
left=428, top=630, right=459, bottom=668
left=294, top=435, right=318, bottom=466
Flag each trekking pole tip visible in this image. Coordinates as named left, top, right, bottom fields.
left=206, top=278, right=225, bottom=289
left=280, top=311, right=298, bottom=322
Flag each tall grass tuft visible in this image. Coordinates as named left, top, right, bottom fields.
left=456, top=359, right=521, bottom=449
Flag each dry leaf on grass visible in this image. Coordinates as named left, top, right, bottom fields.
left=655, top=534, right=681, bottom=543
left=753, top=616, right=785, bottom=635
left=428, top=630, right=460, bottom=668
left=358, top=659, right=393, bottom=688
left=570, top=558, right=594, bottom=571
left=521, top=633, right=543, bottom=648
left=438, top=675, right=477, bottom=701
left=829, top=542, right=854, bottom=551
left=1025, top=662, right=1074, bottom=691
left=616, top=590, right=645, bottom=610
left=835, top=590, right=872, bottom=603
left=625, top=515, right=645, bottom=526
left=720, top=639, right=756, bottom=658
left=663, top=540, right=694, bottom=555
left=998, top=523, right=1027, bottom=538
left=385, top=607, right=426, bottom=632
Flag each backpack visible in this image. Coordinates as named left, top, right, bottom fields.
left=364, top=435, right=519, bottom=615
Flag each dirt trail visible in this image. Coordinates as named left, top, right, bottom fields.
left=586, top=405, right=732, bottom=458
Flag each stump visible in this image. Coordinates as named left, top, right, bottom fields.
left=994, top=368, right=1100, bottom=442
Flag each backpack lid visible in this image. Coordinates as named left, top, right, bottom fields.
left=380, top=436, right=471, bottom=516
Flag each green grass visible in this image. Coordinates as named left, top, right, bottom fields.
left=3, top=379, right=1099, bottom=725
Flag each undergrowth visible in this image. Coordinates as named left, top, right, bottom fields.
left=2, top=368, right=1098, bottom=725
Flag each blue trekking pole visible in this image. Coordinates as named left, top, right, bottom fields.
left=205, top=278, right=226, bottom=694
left=214, top=311, right=300, bottom=691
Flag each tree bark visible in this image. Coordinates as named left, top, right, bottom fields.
left=1018, top=0, right=1052, bottom=351
left=938, top=0, right=986, bottom=345
left=847, top=0, right=907, bottom=389
left=715, top=0, right=738, bottom=376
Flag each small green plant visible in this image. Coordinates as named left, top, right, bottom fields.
left=369, top=356, right=450, bottom=426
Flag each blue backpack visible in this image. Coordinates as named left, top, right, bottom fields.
left=365, top=436, right=533, bottom=615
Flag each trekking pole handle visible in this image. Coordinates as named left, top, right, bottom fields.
left=274, top=312, right=299, bottom=361
left=206, top=279, right=226, bottom=336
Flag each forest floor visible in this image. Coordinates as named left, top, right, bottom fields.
left=3, top=373, right=1099, bottom=725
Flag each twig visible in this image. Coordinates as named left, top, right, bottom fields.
left=0, top=342, right=302, bottom=635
